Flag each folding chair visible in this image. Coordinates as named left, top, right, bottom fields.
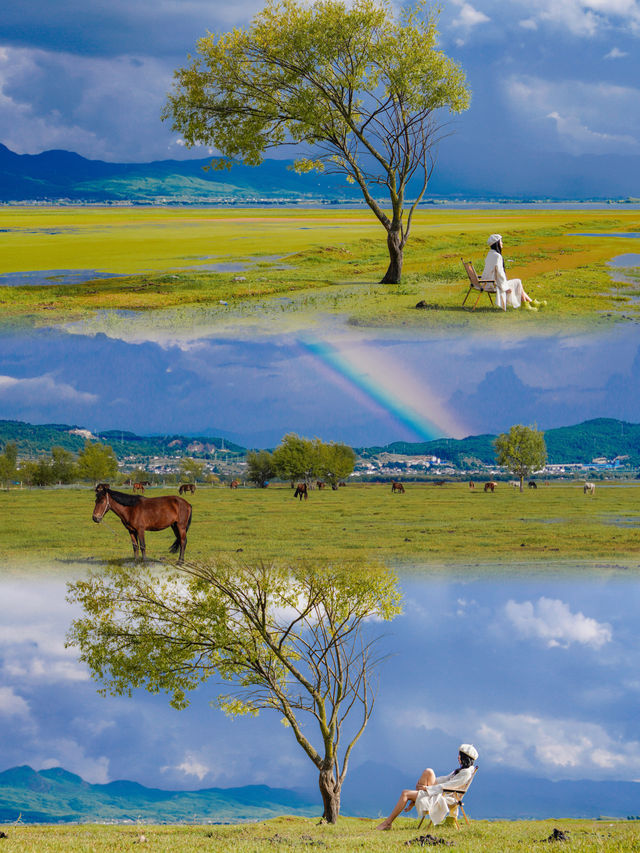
left=417, top=766, right=478, bottom=831
left=461, top=259, right=500, bottom=310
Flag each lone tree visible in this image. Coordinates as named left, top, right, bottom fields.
left=246, top=449, right=275, bottom=487
left=163, top=0, right=470, bottom=283
left=317, top=442, right=356, bottom=488
left=67, top=559, right=401, bottom=823
left=77, top=441, right=119, bottom=483
left=494, top=424, right=547, bottom=492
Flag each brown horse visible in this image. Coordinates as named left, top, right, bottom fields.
left=294, top=483, right=308, bottom=500
left=484, top=481, right=496, bottom=493
left=179, top=483, right=196, bottom=495
left=133, top=482, right=145, bottom=493
left=469, top=480, right=475, bottom=490
left=229, top=480, right=240, bottom=489
left=391, top=482, right=405, bottom=493
left=92, top=485, right=192, bottom=562
left=316, top=481, right=326, bottom=490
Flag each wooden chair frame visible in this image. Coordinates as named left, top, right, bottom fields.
left=461, top=259, right=501, bottom=310
left=417, top=766, right=478, bottom=831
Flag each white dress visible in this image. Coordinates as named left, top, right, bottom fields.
left=482, top=249, right=525, bottom=309
left=414, top=766, right=475, bottom=826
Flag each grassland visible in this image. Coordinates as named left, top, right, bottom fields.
left=1, top=207, right=639, bottom=333
left=2, top=482, right=638, bottom=574
left=2, top=817, right=640, bottom=852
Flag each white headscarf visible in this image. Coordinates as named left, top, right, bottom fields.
left=487, top=234, right=502, bottom=247
left=459, top=743, right=479, bottom=761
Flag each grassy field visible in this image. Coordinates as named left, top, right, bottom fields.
left=1, top=208, right=639, bottom=333
left=2, top=481, right=639, bottom=574
left=2, top=817, right=640, bottom=852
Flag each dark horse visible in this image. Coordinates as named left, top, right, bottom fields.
left=179, top=483, right=196, bottom=495
left=294, top=483, right=308, bottom=500
left=391, top=482, right=405, bottom=493
left=92, top=485, right=192, bottom=563
left=484, top=481, right=496, bottom=493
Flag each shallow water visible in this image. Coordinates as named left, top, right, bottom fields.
left=0, top=268, right=122, bottom=287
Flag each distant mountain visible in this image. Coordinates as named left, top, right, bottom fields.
left=0, top=766, right=318, bottom=824
left=2, top=143, right=639, bottom=202
left=0, top=143, right=361, bottom=203
left=0, top=420, right=245, bottom=459
left=342, top=760, right=640, bottom=820
left=358, top=418, right=640, bottom=467
left=1, top=417, right=639, bottom=466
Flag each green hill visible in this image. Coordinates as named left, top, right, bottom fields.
left=0, top=766, right=317, bottom=824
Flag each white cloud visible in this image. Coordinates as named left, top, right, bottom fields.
left=505, top=75, right=640, bottom=154
left=510, top=0, right=640, bottom=36
left=0, top=686, right=30, bottom=717
left=505, top=597, right=612, bottom=649
left=605, top=46, right=628, bottom=57
left=0, top=374, right=97, bottom=405
left=164, top=753, right=210, bottom=781
left=39, top=749, right=110, bottom=784
left=519, top=18, right=538, bottom=30
left=451, top=2, right=491, bottom=29
left=401, top=707, right=640, bottom=779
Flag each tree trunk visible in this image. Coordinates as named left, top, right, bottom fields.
left=380, top=228, right=403, bottom=284
left=519, top=476, right=524, bottom=493
left=319, top=769, right=340, bottom=824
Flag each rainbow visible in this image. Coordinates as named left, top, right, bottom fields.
left=299, top=335, right=470, bottom=441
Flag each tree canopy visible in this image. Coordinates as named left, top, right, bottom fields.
left=77, top=441, right=119, bottom=483
left=163, top=0, right=470, bottom=283
left=67, top=559, right=402, bottom=822
left=246, top=449, right=275, bottom=487
left=494, top=424, right=548, bottom=491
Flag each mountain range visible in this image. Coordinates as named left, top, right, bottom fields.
left=2, top=143, right=639, bottom=203
left=1, top=764, right=639, bottom=824
left=1, top=417, right=638, bottom=466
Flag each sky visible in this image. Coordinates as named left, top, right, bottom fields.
left=1, top=325, right=639, bottom=446
left=0, top=0, right=639, bottom=183
left=1, top=570, right=639, bottom=810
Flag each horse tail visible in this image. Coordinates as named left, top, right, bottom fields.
left=169, top=504, right=193, bottom=553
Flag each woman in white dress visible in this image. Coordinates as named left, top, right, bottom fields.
left=375, top=744, right=478, bottom=830
left=482, top=234, right=542, bottom=311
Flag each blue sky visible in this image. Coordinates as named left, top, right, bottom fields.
left=1, top=325, right=639, bottom=445
left=1, top=570, right=639, bottom=802
left=0, top=0, right=638, bottom=188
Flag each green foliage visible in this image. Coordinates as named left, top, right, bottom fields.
left=164, top=0, right=470, bottom=280
left=316, top=442, right=356, bottom=488
left=494, top=425, right=548, bottom=490
left=0, top=440, right=18, bottom=486
left=67, top=559, right=401, bottom=820
left=77, top=441, right=119, bottom=483
left=246, top=449, right=275, bottom=487
left=272, top=433, right=318, bottom=483
left=179, top=457, right=205, bottom=483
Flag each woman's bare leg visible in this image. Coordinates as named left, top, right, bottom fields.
left=376, top=769, right=436, bottom=829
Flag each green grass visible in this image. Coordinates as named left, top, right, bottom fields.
left=2, top=817, right=640, bottom=852
left=1, top=208, right=639, bottom=332
left=2, top=482, right=639, bottom=574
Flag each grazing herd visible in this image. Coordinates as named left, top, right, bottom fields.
left=91, top=476, right=601, bottom=561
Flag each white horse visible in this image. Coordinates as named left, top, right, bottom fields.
left=583, top=482, right=595, bottom=496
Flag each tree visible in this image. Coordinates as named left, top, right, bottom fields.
left=179, top=457, right=206, bottom=483
left=316, top=442, right=356, bottom=489
left=246, top=449, right=275, bottom=487
left=50, top=446, right=78, bottom=484
left=0, top=441, right=18, bottom=487
left=272, top=433, right=317, bottom=484
left=494, top=425, right=547, bottom=492
left=163, top=0, right=470, bottom=283
left=67, top=559, right=401, bottom=823
left=21, top=457, right=55, bottom=487
left=77, top=441, right=119, bottom=483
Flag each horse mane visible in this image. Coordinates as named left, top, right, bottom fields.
left=106, top=488, right=143, bottom=507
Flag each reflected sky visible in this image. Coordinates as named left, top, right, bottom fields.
left=1, top=571, right=639, bottom=797
left=1, top=325, right=640, bottom=446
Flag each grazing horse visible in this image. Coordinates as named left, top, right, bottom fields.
left=179, top=483, right=196, bottom=495
left=133, top=482, right=145, bottom=493
left=584, top=482, right=596, bottom=496
left=484, top=481, right=496, bottom=493
left=433, top=479, right=447, bottom=487
left=229, top=480, right=240, bottom=489
left=469, top=481, right=475, bottom=490
left=92, top=485, right=192, bottom=562
left=391, top=482, right=405, bottom=493
left=294, top=483, right=308, bottom=501
left=316, top=481, right=326, bottom=490
left=528, top=481, right=537, bottom=489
